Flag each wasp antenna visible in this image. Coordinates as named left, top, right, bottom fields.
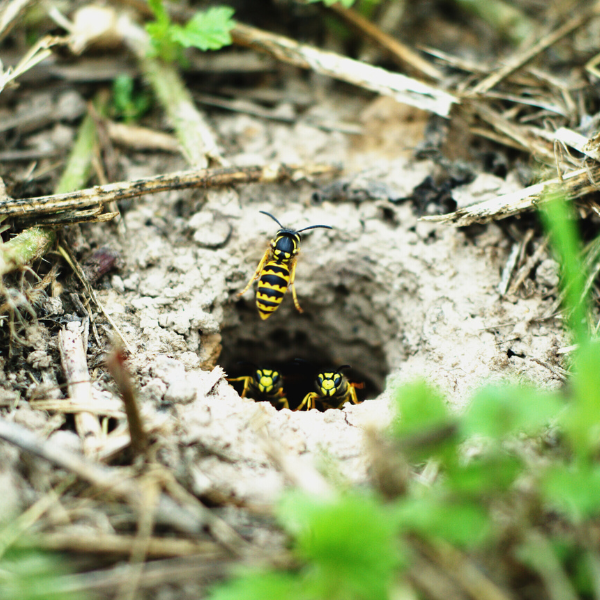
left=337, top=365, right=352, bottom=373
left=296, top=224, right=333, bottom=233
left=259, top=211, right=285, bottom=228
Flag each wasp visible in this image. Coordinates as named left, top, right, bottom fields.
left=238, top=211, right=332, bottom=320
left=227, top=364, right=289, bottom=409
left=296, top=365, right=364, bottom=411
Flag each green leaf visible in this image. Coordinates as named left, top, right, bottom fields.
left=447, top=454, right=522, bottom=496
left=391, top=379, right=455, bottom=462
left=147, top=0, right=170, bottom=26
left=564, top=339, right=600, bottom=457
left=392, top=379, right=449, bottom=436
left=541, top=461, right=600, bottom=522
left=393, top=496, right=491, bottom=548
left=461, top=384, right=563, bottom=440
left=111, top=75, right=151, bottom=123
left=279, top=492, right=403, bottom=600
left=0, top=549, right=87, bottom=600
left=208, top=570, right=305, bottom=600
left=171, top=7, right=235, bottom=51
left=539, top=192, right=588, bottom=344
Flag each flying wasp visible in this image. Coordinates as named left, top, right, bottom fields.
left=296, top=365, right=364, bottom=411
left=227, top=364, right=289, bottom=409
left=237, top=211, right=332, bottom=320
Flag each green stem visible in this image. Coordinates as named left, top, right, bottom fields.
left=139, top=54, right=220, bottom=167
left=0, top=227, right=56, bottom=278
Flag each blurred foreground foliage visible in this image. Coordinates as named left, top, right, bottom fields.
left=209, top=193, right=600, bottom=599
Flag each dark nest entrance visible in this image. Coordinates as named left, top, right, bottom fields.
left=220, top=290, right=390, bottom=410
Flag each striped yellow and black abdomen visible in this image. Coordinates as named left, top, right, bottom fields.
left=256, top=260, right=291, bottom=320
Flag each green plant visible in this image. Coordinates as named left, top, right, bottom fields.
left=0, top=549, right=88, bottom=600
left=146, top=1, right=235, bottom=63
left=111, top=74, right=152, bottom=123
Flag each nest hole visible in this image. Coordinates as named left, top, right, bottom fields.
left=220, top=293, right=389, bottom=411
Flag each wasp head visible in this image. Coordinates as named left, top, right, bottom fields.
left=255, top=368, right=282, bottom=394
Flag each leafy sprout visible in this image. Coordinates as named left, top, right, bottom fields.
left=146, top=2, right=235, bottom=63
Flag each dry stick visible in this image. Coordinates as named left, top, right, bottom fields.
left=0, top=163, right=338, bottom=218
left=554, top=127, right=600, bottom=162
left=106, top=121, right=180, bottom=153
left=507, top=238, right=549, bottom=295
left=421, top=162, right=600, bottom=226
left=30, top=398, right=124, bottom=418
left=0, top=476, right=75, bottom=559
left=115, top=479, right=159, bottom=600
left=326, top=3, right=443, bottom=81
left=469, top=101, right=555, bottom=163
left=0, top=417, right=208, bottom=534
left=106, top=347, right=148, bottom=458
left=29, top=555, right=231, bottom=597
left=58, top=320, right=102, bottom=457
left=0, top=0, right=36, bottom=41
left=423, top=540, right=515, bottom=600
left=230, top=22, right=456, bottom=117
left=471, top=4, right=600, bottom=94
left=18, top=532, right=225, bottom=559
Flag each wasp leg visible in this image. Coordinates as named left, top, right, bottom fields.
left=227, top=376, right=252, bottom=398
left=289, top=257, right=303, bottom=314
left=278, top=396, right=290, bottom=409
left=296, top=392, right=317, bottom=411
left=237, top=249, right=271, bottom=298
left=348, top=384, right=363, bottom=404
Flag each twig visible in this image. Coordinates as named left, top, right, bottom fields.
left=0, top=0, right=37, bottom=41
left=18, top=532, right=226, bottom=558
left=0, top=163, right=339, bottom=218
left=231, top=22, right=456, bottom=117
left=115, top=478, right=159, bottom=600
left=528, top=357, right=567, bottom=381
left=554, top=127, right=600, bottom=162
left=106, top=121, right=180, bottom=153
left=18, top=555, right=232, bottom=597
left=498, top=242, right=520, bottom=296
left=58, top=320, right=101, bottom=456
left=469, top=101, right=555, bottom=163
left=0, top=35, right=68, bottom=94
left=0, top=418, right=208, bottom=534
left=471, top=6, right=600, bottom=94
left=423, top=539, right=515, bottom=600
left=195, top=93, right=363, bottom=134
left=507, top=238, right=549, bottom=295
left=30, top=397, right=125, bottom=418
left=326, top=3, right=443, bottom=81
left=0, top=476, right=74, bottom=559
left=421, top=163, right=600, bottom=226
left=106, top=347, right=148, bottom=458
